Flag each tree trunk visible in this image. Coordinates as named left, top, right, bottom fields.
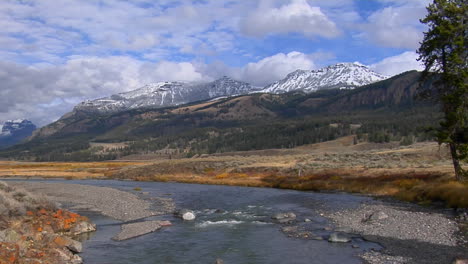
left=449, top=142, right=464, bottom=181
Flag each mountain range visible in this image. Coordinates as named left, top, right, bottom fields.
left=0, top=119, right=36, bottom=148
left=72, top=63, right=387, bottom=115
left=261, top=63, right=387, bottom=94
left=1, top=69, right=440, bottom=161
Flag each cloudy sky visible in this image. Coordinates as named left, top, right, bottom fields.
left=0, top=0, right=429, bottom=126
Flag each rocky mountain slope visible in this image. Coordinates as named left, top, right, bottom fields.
left=72, top=63, right=386, bottom=115
left=0, top=119, right=36, bottom=148
left=1, top=70, right=439, bottom=162
left=261, top=63, right=387, bottom=94
left=74, top=76, right=257, bottom=114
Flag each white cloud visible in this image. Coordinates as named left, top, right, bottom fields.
left=237, top=51, right=316, bottom=86
left=240, top=0, right=340, bottom=38
left=358, top=1, right=429, bottom=49
left=0, top=57, right=212, bottom=126
left=370, top=51, right=424, bottom=76
left=0, top=51, right=320, bottom=125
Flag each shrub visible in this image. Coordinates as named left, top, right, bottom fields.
left=0, top=181, right=56, bottom=217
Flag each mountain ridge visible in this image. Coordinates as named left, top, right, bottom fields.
left=74, top=76, right=258, bottom=114
left=71, top=63, right=388, bottom=115
left=0, top=119, right=36, bottom=148
left=261, top=63, right=388, bottom=94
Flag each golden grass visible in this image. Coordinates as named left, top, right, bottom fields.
left=0, top=139, right=465, bottom=208
left=0, top=161, right=150, bottom=179
left=125, top=167, right=467, bottom=208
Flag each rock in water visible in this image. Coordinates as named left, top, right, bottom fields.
left=272, top=212, right=296, bottom=223
left=175, top=209, right=196, bottom=221
left=113, top=220, right=172, bottom=241
left=215, top=258, right=224, bottom=264
left=328, top=232, right=351, bottom=243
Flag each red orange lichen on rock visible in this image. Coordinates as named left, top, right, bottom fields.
left=1, top=208, right=96, bottom=264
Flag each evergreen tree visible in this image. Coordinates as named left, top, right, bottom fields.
left=417, top=0, right=468, bottom=180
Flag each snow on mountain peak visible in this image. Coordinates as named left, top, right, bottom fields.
left=261, top=62, right=388, bottom=94
left=73, top=77, right=256, bottom=114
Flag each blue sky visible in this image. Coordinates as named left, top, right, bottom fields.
left=0, top=0, right=430, bottom=126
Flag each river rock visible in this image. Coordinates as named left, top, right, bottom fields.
left=52, top=235, right=83, bottom=253
left=366, top=211, right=389, bottom=222
left=272, top=212, right=296, bottom=223
left=215, top=258, right=224, bottom=264
left=281, top=226, right=298, bottom=233
left=453, top=259, right=468, bottom=264
left=113, top=220, right=172, bottom=241
left=70, top=221, right=96, bottom=236
left=328, top=232, right=351, bottom=243
left=176, top=209, right=196, bottom=221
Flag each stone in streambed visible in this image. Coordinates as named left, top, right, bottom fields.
left=175, top=209, right=196, bottom=221
left=113, top=220, right=172, bottom=241
left=272, top=212, right=296, bottom=223
left=328, top=232, right=351, bottom=243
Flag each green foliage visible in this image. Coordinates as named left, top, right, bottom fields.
left=417, top=0, right=468, bottom=180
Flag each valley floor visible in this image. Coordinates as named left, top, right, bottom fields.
left=1, top=137, right=467, bottom=263
left=0, top=136, right=467, bottom=208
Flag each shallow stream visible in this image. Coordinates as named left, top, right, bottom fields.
left=13, top=179, right=382, bottom=263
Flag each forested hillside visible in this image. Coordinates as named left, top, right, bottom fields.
left=0, top=71, right=441, bottom=161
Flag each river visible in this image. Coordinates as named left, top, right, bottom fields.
left=9, top=179, right=382, bottom=263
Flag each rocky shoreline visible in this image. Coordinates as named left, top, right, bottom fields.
left=0, top=181, right=96, bottom=264
left=8, top=181, right=176, bottom=243
left=320, top=200, right=468, bottom=264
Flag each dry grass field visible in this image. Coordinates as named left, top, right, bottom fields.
left=1, top=136, right=467, bottom=207
left=0, top=161, right=150, bottom=179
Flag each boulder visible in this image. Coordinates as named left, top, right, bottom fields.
left=215, top=259, right=224, bottom=264
left=52, top=236, right=83, bottom=253
left=70, top=221, right=96, bottom=236
left=52, top=248, right=83, bottom=264
left=175, top=209, right=196, bottom=221
left=328, top=232, right=351, bottom=243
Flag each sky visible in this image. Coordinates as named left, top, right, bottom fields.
left=0, top=0, right=430, bottom=127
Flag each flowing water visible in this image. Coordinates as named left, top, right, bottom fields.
left=13, top=179, right=382, bottom=263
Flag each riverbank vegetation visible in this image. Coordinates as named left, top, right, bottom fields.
left=1, top=138, right=466, bottom=208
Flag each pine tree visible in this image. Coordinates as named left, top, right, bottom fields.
left=417, top=0, right=468, bottom=180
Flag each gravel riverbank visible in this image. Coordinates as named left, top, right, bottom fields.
left=9, top=181, right=174, bottom=221
left=8, top=181, right=176, bottom=242
left=321, top=200, right=468, bottom=264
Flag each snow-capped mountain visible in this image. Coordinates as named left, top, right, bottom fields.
left=261, top=63, right=388, bottom=94
left=0, top=119, right=36, bottom=148
left=74, top=76, right=257, bottom=114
